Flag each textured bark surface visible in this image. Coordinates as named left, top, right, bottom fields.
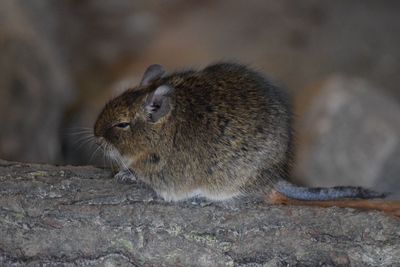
left=0, top=159, right=399, bottom=267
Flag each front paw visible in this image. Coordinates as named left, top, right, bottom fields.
left=114, top=169, right=137, bottom=184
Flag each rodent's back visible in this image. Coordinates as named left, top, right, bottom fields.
left=153, top=63, right=293, bottom=198
left=95, top=62, right=386, bottom=203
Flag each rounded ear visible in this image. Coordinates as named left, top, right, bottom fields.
left=140, top=64, right=165, bottom=86
left=145, top=85, right=174, bottom=122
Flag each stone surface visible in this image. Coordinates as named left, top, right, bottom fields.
left=0, top=159, right=399, bottom=266
left=295, top=76, right=400, bottom=199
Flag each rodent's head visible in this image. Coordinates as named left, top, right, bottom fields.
left=94, top=64, right=175, bottom=160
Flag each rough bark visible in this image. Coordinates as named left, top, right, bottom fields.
left=0, top=159, right=399, bottom=267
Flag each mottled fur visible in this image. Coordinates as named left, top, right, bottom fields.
left=94, top=62, right=384, bottom=202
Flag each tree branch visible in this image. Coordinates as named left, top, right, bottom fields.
left=0, top=159, right=399, bottom=266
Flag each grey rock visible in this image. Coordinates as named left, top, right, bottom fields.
left=0, top=159, right=399, bottom=266
left=295, top=76, right=400, bottom=198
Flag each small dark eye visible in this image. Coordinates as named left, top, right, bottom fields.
left=114, top=122, right=130, bottom=129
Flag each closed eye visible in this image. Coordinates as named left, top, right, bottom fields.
left=114, top=122, right=130, bottom=129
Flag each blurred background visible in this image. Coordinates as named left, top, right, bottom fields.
left=0, top=0, right=399, bottom=197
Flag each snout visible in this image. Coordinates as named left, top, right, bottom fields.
left=95, top=136, right=106, bottom=146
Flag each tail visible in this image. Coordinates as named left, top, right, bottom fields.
left=270, top=181, right=398, bottom=217
left=275, top=180, right=387, bottom=201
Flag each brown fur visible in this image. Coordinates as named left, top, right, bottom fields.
left=94, top=62, right=394, bottom=217
left=94, top=63, right=292, bottom=201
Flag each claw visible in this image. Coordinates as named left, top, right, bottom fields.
left=114, top=169, right=137, bottom=184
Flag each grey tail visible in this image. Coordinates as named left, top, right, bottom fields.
left=275, top=180, right=387, bottom=201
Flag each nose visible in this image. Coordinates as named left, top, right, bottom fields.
left=95, top=136, right=105, bottom=145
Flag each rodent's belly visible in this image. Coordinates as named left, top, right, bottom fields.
left=131, top=152, right=258, bottom=201
left=156, top=188, right=242, bottom=202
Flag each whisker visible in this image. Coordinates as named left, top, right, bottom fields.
left=89, top=143, right=103, bottom=164
left=94, top=142, right=135, bottom=180
left=65, top=127, right=94, bottom=136
left=103, top=142, right=117, bottom=168
left=66, top=131, right=93, bottom=135
left=67, top=127, right=92, bottom=130
left=73, top=135, right=96, bottom=152
left=110, top=146, right=135, bottom=178
left=103, top=143, right=110, bottom=168
left=73, top=134, right=94, bottom=145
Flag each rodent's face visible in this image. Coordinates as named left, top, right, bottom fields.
left=93, top=64, right=174, bottom=162
left=94, top=89, right=146, bottom=156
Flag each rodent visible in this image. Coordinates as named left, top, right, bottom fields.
left=93, top=62, right=385, bottom=202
